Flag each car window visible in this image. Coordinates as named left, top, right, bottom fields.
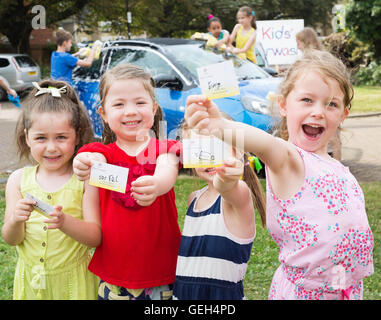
left=14, top=56, right=37, bottom=67
left=165, top=44, right=271, bottom=81
left=0, top=58, right=10, bottom=68
left=108, top=48, right=176, bottom=79
left=73, top=51, right=104, bottom=80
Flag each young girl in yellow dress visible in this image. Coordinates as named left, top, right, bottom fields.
left=228, top=6, right=257, bottom=63
left=2, top=80, right=101, bottom=299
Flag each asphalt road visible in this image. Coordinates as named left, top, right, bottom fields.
left=1, top=101, right=381, bottom=182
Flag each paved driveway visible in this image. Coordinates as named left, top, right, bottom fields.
left=1, top=101, right=381, bottom=182
left=0, top=102, right=30, bottom=173
left=341, top=114, right=381, bottom=182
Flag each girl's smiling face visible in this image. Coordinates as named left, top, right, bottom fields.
left=26, top=111, right=78, bottom=173
left=278, top=70, right=349, bottom=156
left=208, top=21, right=222, bottom=38
left=100, top=79, right=157, bottom=142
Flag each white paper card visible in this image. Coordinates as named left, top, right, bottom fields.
left=183, top=137, right=230, bottom=168
left=89, top=161, right=129, bottom=193
left=197, top=60, right=240, bottom=100
left=26, top=193, right=54, bottom=217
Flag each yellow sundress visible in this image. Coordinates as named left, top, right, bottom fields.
left=236, top=26, right=257, bottom=63
left=13, top=165, right=99, bottom=300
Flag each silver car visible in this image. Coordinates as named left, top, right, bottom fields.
left=0, top=53, right=41, bottom=100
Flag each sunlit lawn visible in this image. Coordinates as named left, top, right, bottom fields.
left=174, top=176, right=381, bottom=300
left=0, top=83, right=380, bottom=299
left=352, top=86, right=381, bottom=114
left=0, top=174, right=380, bottom=300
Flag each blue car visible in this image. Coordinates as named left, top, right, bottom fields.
left=73, top=38, right=281, bottom=139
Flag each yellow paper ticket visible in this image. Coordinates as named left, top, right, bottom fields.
left=89, top=161, right=129, bottom=193
left=197, top=60, right=240, bottom=100
left=183, top=137, right=231, bottom=168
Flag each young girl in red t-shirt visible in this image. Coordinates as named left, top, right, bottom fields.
left=73, top=64, right=182, bottom=300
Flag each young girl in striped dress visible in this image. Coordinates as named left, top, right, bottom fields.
left=173, top=123, right=266, bottom=300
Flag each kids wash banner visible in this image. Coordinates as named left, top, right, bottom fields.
left=256, top=19, right=304, bottom=65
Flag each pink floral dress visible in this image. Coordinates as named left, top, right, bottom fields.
left=266, top=145, right=374, bottom=300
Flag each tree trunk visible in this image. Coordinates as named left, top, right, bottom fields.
left=8, top=27, right=32, bottom=54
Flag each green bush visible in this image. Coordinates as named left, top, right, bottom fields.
left=322, top=31, right=371, bottom=71
left=353, top=61, right=381, bottom=86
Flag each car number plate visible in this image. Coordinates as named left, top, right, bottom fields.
left=28, top=71, right=36, bottom=76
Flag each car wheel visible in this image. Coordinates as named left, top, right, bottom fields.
left=0, top=87, right=7, bottom=101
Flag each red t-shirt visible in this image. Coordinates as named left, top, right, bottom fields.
left=78, top=138, right=182, bottom=288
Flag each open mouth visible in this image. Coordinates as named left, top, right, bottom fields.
left=122, top=120, right=141, bottom=126
left=302, top=124, right=325, bottom=139
left=121, top=120, right=142, bottom=129
left=204, top=167, right=216, bottom=175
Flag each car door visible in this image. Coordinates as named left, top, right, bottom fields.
left=106, top=46, right=187, bottom=139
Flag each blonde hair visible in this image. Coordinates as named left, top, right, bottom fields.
left=98, top=63, right=163, bottom=145
left=181, top=118, right=266, bottom=226
left=277, top=49, right=353, bottom=140
left=296, top=27, right=323, bottom=51
left=15, top=79, right=94, bottom=162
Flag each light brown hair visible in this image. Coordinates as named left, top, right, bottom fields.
left=98, top=63, right=163, bottom=145
left=238, top=6, right=257, bottom=29
left=181, top=118, right=266, bottom=226
left=55, top=29, right=72, bottom=46
left=15, top=79, right=94, bottom=162
left=296, top=27, right=323, bottom=51
left=277, top=49, right=353, bottom=140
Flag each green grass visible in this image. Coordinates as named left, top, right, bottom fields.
left=177, top=176, right=381, bottom=300
left=352, top=86, right=381, bottom=114
left=0, top=176, right=380, bottom=300
left=0, top=185, right=17, bottom=300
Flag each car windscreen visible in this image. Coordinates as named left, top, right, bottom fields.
left=164, top=44, right=271, bottom=81
left=14, top=56, right=37, bottom=68
left=108, top=47, right=177, bottom=79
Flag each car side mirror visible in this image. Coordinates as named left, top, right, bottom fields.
left=154, top=74, right=183, bottom=90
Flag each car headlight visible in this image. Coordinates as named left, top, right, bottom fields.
left=241, top=95, right=270, bottom=115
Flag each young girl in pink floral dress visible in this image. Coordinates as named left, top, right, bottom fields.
left=184, top=49, right=374, bottom=300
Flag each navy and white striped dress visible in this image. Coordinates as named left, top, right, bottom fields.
left=173, top=187, right=254, bottom=300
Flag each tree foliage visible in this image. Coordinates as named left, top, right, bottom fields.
left=0, top=0, right=91, bottom=53
left=77, top=0, right=338, bottom=38
left=345, top=0, right=381, bottom=61
left=0, top=0, right=339, bottom=53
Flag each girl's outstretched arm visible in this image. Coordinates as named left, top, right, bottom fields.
left=213, top=157, right=255, bottom=239
left=185, top=95, right=300, bottom=178
left=131, top=152, right=179, bottom=207
left=185, top=95, right=305, bottom=199
left=73, top=152, right=106, bottom=181
left=44, top=181, right=102, bottom=247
